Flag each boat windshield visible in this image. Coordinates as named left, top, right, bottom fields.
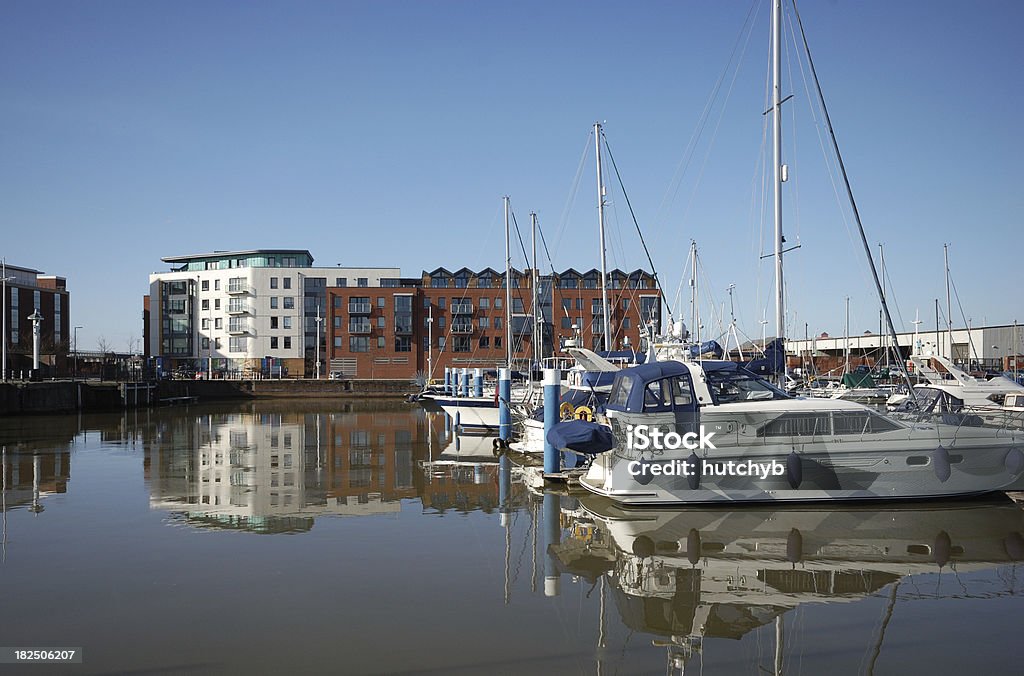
left=706, top=370, right=789, bottom=404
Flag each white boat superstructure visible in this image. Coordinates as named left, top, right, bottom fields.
left=896, top=353, right=1024, bottom=412
left=575, top=359, right=1024, bottom=505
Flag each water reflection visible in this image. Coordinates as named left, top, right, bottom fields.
left=549, top=497, right=1024, bottom=673
left=141, top=405, right=514, bottom=531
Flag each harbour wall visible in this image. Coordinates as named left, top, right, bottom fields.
left=0, top=379, right=418, bottom=416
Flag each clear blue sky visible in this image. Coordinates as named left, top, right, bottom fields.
left=1, top=0, right=1021, bottom=351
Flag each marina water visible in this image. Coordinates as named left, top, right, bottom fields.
left=2, top=401, right=1023, bottom=674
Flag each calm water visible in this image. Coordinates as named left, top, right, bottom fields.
left=1, top=401, right=1023, bottom=675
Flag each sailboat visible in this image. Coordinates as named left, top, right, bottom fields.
left=562, top=0, right=1024, bottom=505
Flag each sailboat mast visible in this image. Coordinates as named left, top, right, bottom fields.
left=531, top=212, right=540, bottom=367
left=771, top=0, right=785, bottom=381
left=690, top=241, right=700, bottom=348
left=594, top=122, right=611, bottom=352
left=944, top=243, right=952, bottom=357
left=504, top=195, right=513, bottom=369
left=879, top=243, right=886, bottom=367
left=845, top=296, right=851, bottom=374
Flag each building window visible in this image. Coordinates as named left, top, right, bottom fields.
left=422, top=336, right=429, bottom=352
left=201, top=280, right=209, bottom=291
left=495, top=297, right=502, bottom=309
left=438, top=336, right=446, bottom=350
left=283, top=317, right=292, bottom=329
left=358, top=278, right=368, bottom=287
left=332, top=296, right=341, bottom=309
left=377, top=336, right=385, bottom=349
left=423, top=296, right=431, bottom=308
left=479, top=336, right=490, bottom=349
left=334, top=316, right=341, bottom=328
left=214, top=299, right=221, bottom=310
left=201, top=337, right=210, bottom=349
left=494, top=317, right=502, bottom=330
left=480, top=297, right=490, bottom=309
left=437, top=297, right=445, bottom=309
left=455, top=274, right=468, bottom=288
left=453, top=336, right=471, bottom=352
left=512, top=298, right=524, bottom=314
left=283, top=337, right=292, bottom=349
left=229, top=337, right=246, bottom=352
left=215, top=318, right=223, bottom=329
left=271, top=337, right=279, bottom=349
left=377, top=317, right=386, bottom=328
left=271, top=317, right=279, bottom=329
left=395, top=336, right=411, bottom=352
left=623, top=317, right=631, bottom=329
left=270, top=277, right=278, bottom=289
left=377, top=297, right=385, bottom=308
left=270, top=297, right=279, bottom=309
left=283, top=297, right=294, bottom=310
left=621, top=298, right=631, bottom=310
left=479, top=317, right=490, bottom=328
left=334, top=336, right=342, bottom=348
left=430, top=275, right=448, bottom=288
left=201, top=318, right=210, bottom=330
left=279, top=277, right=289, bottom=289
left=561, top=317, right=572, bottom=329
left=495, top=337, right=502, bottom=349
left=201, top=299, right=209, bottom=311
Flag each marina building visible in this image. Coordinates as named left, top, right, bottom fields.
left=1, top=262, right=70, bottom=376
left=785, top=323, right=1024, bottom=375
left=326, top=267, right=662, bottom=380
left=145, top=250, right=400, bottom=377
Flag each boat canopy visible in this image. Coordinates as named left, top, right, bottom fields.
left=841, top=372, right=877, bottom=389
left=546, top=420, right=615, bottom=455
left=687, top=340, right=724, bottom=359
left=744, top=338, right=786, bottom=375
left=606, top=361, right=693, bottom=413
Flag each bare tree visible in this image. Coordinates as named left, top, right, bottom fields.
left=96, top=335, right=113, bottom=354
left=126, top=334, right=140, bottom=356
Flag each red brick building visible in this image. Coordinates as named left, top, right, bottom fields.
left=2, top=263, right=71, bottom=376
left=326, top=267, right=661, bottom=380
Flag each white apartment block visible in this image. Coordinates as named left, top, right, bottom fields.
left=147, top=249, right=399, bottom=377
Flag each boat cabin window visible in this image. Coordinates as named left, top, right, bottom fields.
left=643, top=375, right=694, bottom=412
left=608, top=375, right=634, bottom=409
left=757, top=411, right=901, bottom=437
left=706, top=370, right=788, bottom=404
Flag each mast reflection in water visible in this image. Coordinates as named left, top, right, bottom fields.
left=1, top=402, right=1024, bottom=674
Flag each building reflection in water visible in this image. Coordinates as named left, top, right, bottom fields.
left=547, top=496, right=1024, bottom=674
left=1, top=446, right=72, bottom=516
left=142, top=404, right=507, bottom=533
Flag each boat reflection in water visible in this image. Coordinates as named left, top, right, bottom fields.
left=144, top=405, right=507, bottom=533
left=550, top=496, right=1024, bottom=673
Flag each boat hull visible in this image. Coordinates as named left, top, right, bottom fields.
left=580, top=415, right=1023, bottom=506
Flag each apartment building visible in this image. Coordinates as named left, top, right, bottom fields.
left=2, top=262, right=70, bottom=375
left=145, top=249, right=400, bottom=377
left=327, top=266, right=662, bottom=380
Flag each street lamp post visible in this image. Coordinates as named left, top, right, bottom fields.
left=28, top=309, right=43, bottom=371
left=314, top=304, right=323, bottom=380
left=427, top=305, right=433, bottom=383
left=73, top=326, right=82, bottom=379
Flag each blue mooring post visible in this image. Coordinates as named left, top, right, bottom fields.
left=461, top=368, right=470, bottom=398
left=473, top=367, right=483, bottom=398
left=544, top=491, right=561, bottom=597
left=543, top=367, right=561, bottom=475
left=499, top=453, right=511, bottom=527
left=443, top=367, right=451, bottom=395
left=498, top=367, right=512, bottom=443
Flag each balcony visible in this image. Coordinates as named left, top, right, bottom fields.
left=348, top=302, right=372, bottom=314
left=226, top=302, right=249, bottom=315
left=394, top=324, right=414, bottom=335
left=227, top=281, right=252, bottom=295
left=227, top=322, right=251, bottom=335
left=349, top=322, right=372, bottom=334
left=451, top=323, right=474, bottom=334
left=451, top=303, right=474, bottom=315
